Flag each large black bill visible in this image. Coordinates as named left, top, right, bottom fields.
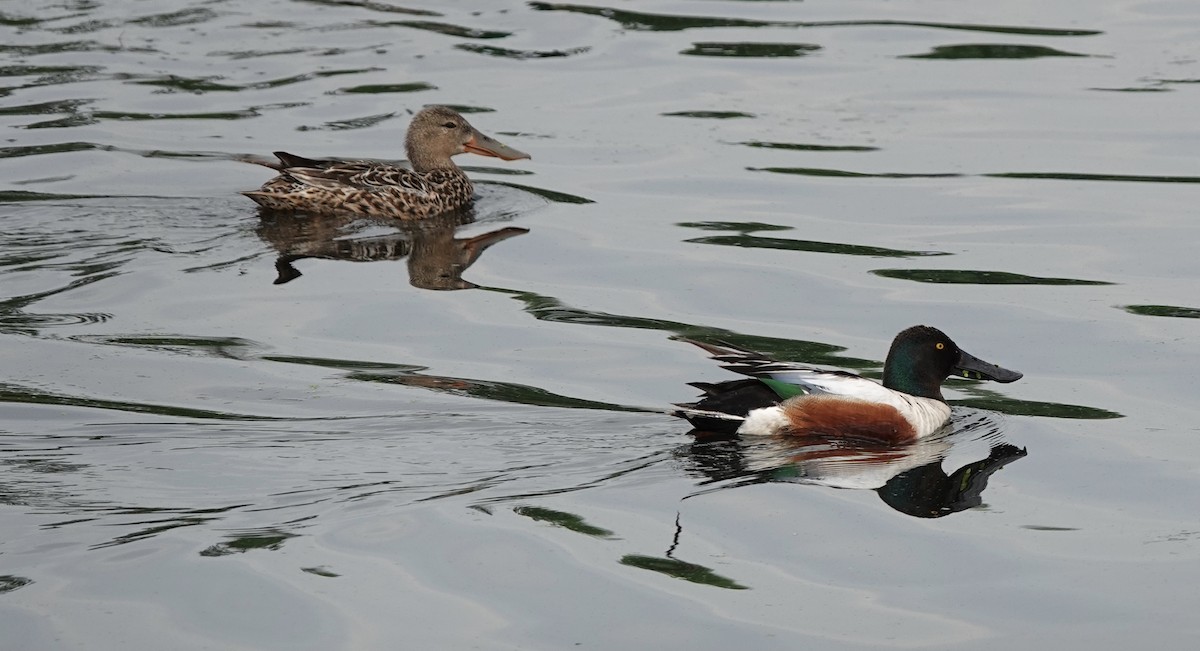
left=955, top=349, right=1023, bottom=383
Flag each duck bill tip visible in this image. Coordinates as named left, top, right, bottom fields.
left=464, top=134, right=530, bottom=161
left=955, top=350, right=1023, bottom=383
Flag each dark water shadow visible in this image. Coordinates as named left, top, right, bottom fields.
left=679, top=221, right=950, bottom=258
left=296, top=0, right=439, bottom=16
left=511, top=504, right=747, bottom=589
left=530, top=2, right=1100, bottom=36
left=389, top=20, right=510, bottom=39
left=1121, top=304, right=1200, bottom=319
left=678, top=412, right=1027, bottom=518
left=480, top=286, right=876, bottom=369
left=342, top=367, right=646, bottom=412
left=952, top=386, right=1122, bottom=419
left=0, top=575, right=33, bottom=594
left=736, top=140, right=879, bottom=152
left=986, top=172, right=1200, bottom=184
left=255, top=209, right=528, bottom=290
left=662, top=110, right=755, bottom=119
left=199, top=528, right=298, bottom=556
left=750, top=166, right=962, bottom=179
left=904, top=44, right=1090, bottom=59
left=456, top=44, right=591, bottom=59
left=0, top=381, right=283, bottom=421
left=514, top=505, right=616, bottom=538
left=480, top=180, right=595, bottom=204
left=333, top=82, right=437, bottom=94
left=619, top=554, right=748, bottom=589
left=752, top=167, right=1200, bottom=185
left=86, top=503, right=253, bottom=549
left=681, top=42, right=820, bottom=57
left=871, top=269, right=1113, bottom=286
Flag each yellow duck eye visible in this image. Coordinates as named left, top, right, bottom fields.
left=935, top=342, right=945, bottom=350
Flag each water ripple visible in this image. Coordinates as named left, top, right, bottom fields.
left=871, top=269, right=1114, bottom=286
left=737, top=140, right=879, bottom=152
left=905, top=43, right=1091, bottom=59
left=456, top=44, right=591, bottom=59
left=298, top=0, right=440, bottom=16
left=530, top=2, right=1102, bottom=36
left=390, top=20, right=511, bottom=39
left=126, top=8, right=220, bottom=28
left=681, top=42, right=820, bottom=58
left=1121, top=304, right=1200, bottom=319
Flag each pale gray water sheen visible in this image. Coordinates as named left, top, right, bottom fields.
left=2, top=1, right=1200, bottom=649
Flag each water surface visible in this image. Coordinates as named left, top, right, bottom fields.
left=3, top=0, right=1200, bottom=649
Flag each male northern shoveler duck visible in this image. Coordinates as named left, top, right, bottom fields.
left=243, top=105, right=530, bottom=218
left=674, top=325, right=1022, bottom=443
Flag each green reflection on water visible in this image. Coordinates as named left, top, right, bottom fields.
left=677, top=221, right=792, bottom=233
left=530, top=2, right=778, bottom=31
left=347, top=371, right=645, bottom=413
left=750, top=166, right=961, bottom=178
left=393, top=21, right=510, bottom=39
left=127, top=8, right=218, bottom=27
left=336, top=82, right=436, bottom=94
left=1121, top=304, right=1200, bottom=319
left=301, top=112, right=396, bottom=131
left=131, top=75, right=241, bottom=93
left=953, top=387, right=1122, bottom=419
left=0, top=190, right=103, bottom=201
left=456, top=44, right=591, bottom=59
left=681, top=42, right=819, bottom=57
left=0, top=575, right=33, bottom=594
left=298, top=0, right=439, bottom=16
left=662, top=110, right=755, bottom=119
left=678, top=221, right=948, bottom=257
left=737, top=140, right=879, bottom=152
left=530, top=3, right=1100, bottom=36
left=0, top=98, right=92, bottom=116
left=988, top=172, right=1200, bottom=184
left=481, top=180, right=594, bottom=204
left=484, top=287, right=875, bottom=369
left=301, top=566, right=340, bottom=577
left=906, top=44, right=1089, bottom=59
left=200, top=530, right=298, bottom=557
left=74, top=334, right=259, bottom=359
left=685, top=233, right=949, bottom=258
left=952, top=397, right=1122, bottom=419
left=620, top=555, right=748, bottom=590
left=872, top=269, right=1113, bottom=285
left=90, top=109, right=262, bottom=121
left=0, top=382, right=282, bottom=421
left=515, top=506, right=616, bottom=538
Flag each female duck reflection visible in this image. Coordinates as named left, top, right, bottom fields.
left=255, top=209, right=527, bottom=290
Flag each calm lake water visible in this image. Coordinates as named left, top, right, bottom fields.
left=3, top=0, right=1199, bottom=648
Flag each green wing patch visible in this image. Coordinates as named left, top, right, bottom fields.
left=760, top=378, right=808, bottom=400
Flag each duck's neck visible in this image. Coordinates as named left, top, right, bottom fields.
left=883, top=359, right=945, bottom=401
left=406, top=141, right=458, bottom=173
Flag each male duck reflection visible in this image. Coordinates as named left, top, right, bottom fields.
left=244, top=106, right=530, bottom=218
left=674, top=325, right=1022, bottom=442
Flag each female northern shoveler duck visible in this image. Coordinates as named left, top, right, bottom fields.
left=243, top=105, right=530, bottom=218
left=674, top=325, right=1022, bottom=443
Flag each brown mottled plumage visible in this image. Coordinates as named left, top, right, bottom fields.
left=242, top=106, right=530, bottom=219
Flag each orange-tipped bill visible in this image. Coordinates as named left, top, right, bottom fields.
left=464, top=129, right=530, bottom=161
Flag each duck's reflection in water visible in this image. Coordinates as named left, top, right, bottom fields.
left=678, top=412, right=1026, bottom=518
left=255, top=209, right=528, bottom=290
